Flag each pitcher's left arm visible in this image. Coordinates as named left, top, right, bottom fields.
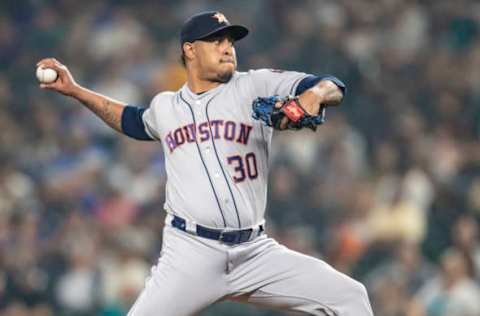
left=252, top=75, right=346, bottom=131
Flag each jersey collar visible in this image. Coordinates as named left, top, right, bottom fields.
left=181, top=72, right=239, bottom=101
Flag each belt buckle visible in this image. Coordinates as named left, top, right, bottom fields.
left=220, top=229, right=253, bottom=244
left=219, top=231, right=237, bottom=244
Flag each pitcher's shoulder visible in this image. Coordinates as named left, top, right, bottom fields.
left=233, top=69, right=285, bottom=83
left=233, top=69, right=265, bottom=79
left=149, top=91, right=177, bottom=108
left=230, top=70, right=260, bottom=86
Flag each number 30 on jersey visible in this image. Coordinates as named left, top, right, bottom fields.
left=227, top=152, right=258, bottom=182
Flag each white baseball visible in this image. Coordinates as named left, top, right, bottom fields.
left=36, top=67, right=58, bottom=83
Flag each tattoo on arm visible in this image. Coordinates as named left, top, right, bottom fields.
left=99, top=99, right=121, bottom=130
left=80, top=97, right=124, bottom=133
left=70, top=86, right=126, bottom=133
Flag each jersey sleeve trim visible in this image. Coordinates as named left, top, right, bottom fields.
left=290, top=75, right=308, bottom=96
left=121, top=105, right=155, bottom=141
left=295, top=75, right=346, bottom=96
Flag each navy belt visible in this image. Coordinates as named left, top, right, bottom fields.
left=171, top=215, right=264, bottom=244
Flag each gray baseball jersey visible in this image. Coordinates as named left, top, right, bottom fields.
left=142, top=69, right=307, bottom=229
left=126, top=69, right=374, bottom=316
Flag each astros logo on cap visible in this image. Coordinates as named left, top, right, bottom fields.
left=213, top=12, right=228, bottom=24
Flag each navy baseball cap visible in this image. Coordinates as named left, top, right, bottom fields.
left=180, top=11, right=249, bottom=44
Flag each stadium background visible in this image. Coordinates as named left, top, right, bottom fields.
left=1, top=0, right=480, bottom=315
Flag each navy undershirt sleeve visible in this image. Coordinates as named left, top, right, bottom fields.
left=295, top=75, right=346, bottom=96
left=121, top=106, right=154, bottom=141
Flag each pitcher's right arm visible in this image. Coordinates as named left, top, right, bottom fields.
left=37, top=58, right=153, bottom=141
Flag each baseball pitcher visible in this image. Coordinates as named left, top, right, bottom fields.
left=37, top=11, right=374, bottom=316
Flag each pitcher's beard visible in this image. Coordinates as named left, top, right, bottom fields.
left=215, top=69, right=234, bottom=83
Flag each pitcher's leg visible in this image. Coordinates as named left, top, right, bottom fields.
left=127, top=227, right=228, bottom=316
left=229, top=238, right=373, bottom=316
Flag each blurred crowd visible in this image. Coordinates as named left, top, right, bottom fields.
left=1, top=0, right=480, bottom=315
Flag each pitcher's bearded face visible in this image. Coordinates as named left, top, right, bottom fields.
left=187, top=33, right=237, bottom=83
